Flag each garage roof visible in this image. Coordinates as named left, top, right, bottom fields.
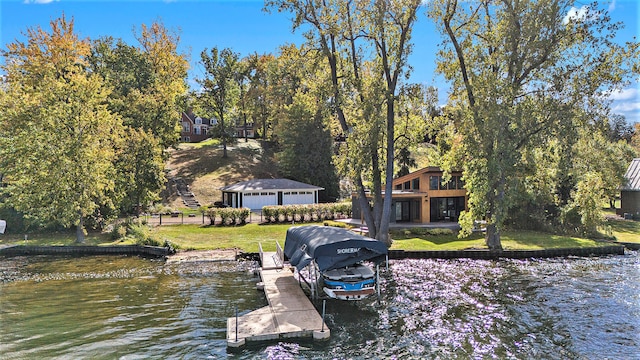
left=622, top=158, right=640, bottom=191
left=220, top=179, right=324, bottom=192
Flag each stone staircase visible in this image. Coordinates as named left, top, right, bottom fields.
left=173, top=177, right=201, bottom=209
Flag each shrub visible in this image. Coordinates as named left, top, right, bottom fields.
left=128, top=222, right=162, bottom=246
left=260, top=203, right=352, bottom=224
left=110, top=223, right=128, bottom=240
left=205, top=208, right=217, bottom=225
left=323, top=220, right=347, bottom=228
left=426, top=228, right=454, bottom=236
left=237, top=208, right=250, bottom=224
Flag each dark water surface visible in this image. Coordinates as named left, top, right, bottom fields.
left=0, top=252, right=638, bottom=359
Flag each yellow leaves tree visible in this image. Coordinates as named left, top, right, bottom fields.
left=0, top=15, right=123, bottom=243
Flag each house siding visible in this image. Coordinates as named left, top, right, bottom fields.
left=180, top=111, right=212, bottom=143
left=618, top=159, right=640, bottom=218
left=352, top=167, right=468, bottom=224
left=620, top=191, right=640, bottom=217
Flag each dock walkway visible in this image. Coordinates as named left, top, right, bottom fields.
left=226, top=243, right=330, bottom=347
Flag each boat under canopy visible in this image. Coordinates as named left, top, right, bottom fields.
left=284, top=225, right=388, bottom=272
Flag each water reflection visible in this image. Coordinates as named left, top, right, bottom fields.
left=1, top=252, right=638, bottom=359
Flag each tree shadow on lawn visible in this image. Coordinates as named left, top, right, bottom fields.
left=167, top=141, right=278, bottom=186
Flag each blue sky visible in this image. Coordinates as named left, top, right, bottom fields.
left=1, top=0, right=638, bottom=125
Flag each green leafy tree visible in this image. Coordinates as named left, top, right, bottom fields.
left=235, top=56, right=253, bottom=143
left=631, top=122, right=640, bottom=156
left=429, top=0, right=639, bottom=249
left=87, top=22, right=186, bottom=215
left=89, top=21, right=188, bottom=150
left=267, top=0, right=422, bottom=245
left=276, top=91, right=340, bottom=202
left=246, top=53, right=277, bottom=142
left=198, top=47, right=240, bottom=158
left=0, top=16, right=124, bottom=243
left=114, top=128, right=166, bottom=215
left=394, top=84, right=437, bottom=177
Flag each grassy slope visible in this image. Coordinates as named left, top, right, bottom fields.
left=165, top=139, right=278, bottom=208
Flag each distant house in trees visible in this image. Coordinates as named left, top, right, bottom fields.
left=220, top=179, right=324, bottom=210
left=180, top=109, right=216, bottom=143
left=619, top=158, right=640, bottom=219
left=233, top=118, right=256, bottom=139
left=352, top=166, right=468, bottom=224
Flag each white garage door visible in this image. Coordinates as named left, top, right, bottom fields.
left=242, top=192, right=277, bottom=210
left=283, top=191, right=315, bottom=206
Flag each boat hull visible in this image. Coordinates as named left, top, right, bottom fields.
left=323, top=286, right=375, bottom=301
left=321, top=264, right=377, bottom=300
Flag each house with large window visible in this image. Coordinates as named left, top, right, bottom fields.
left=351, top=167, right=468, bottom=224
left=180, top=109, right=216, bottom=143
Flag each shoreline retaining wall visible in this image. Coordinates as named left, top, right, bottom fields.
left=0, top=244, right=632, bottom=261
left=0, top=245, right=169, bottom=258
left=387, top=245, right=626, bottom=260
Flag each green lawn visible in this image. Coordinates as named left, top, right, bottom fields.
left=389, top=229, right=607, bottom=251
left=0, top=231, right=113, bottom=246
left=1, top=219, right=636, bottom=252
left=606, top=218, right=640, bottom=243
left=152, top=223, right=294, bottom=252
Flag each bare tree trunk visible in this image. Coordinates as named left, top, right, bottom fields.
left=76, top=214, right=85, bottom=244
left=221, top=115, right=227, bottom=158
left=485, top=223, right=502, bottom=251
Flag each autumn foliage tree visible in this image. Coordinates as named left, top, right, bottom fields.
left=429, top=0, right=639, bottom=248
left=0, top=16, right=124, bottom=242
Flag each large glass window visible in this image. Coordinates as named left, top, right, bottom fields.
left=448, top=178, right=456, bottom=190
left=430, top=176, right=439, bottom=190
left=412, top=178, right=420, bottom=190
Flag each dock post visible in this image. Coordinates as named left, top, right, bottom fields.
left=321, top=300, right=326, bottom=332
left=376, top=264, right=381, bottom=298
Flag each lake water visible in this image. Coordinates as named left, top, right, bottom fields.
left=1, top=252, right=638, bottom=359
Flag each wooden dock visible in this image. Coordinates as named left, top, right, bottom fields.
left=226, top=243, right=330, bottom=347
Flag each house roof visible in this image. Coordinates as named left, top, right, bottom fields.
left=220, top=179, right=324, bottom=192
left=622, top=158, right=640, bottom=191
left=392, top=166, right=460, bottom=184
left=182, top=111, right=214, bottom=126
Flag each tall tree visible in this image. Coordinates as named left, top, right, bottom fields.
left=266, top=44, right=340, bottom=201
left=429, top=0, right=638, bottom=249
left=631, top=122, right=640, bottom=156
left=198, top=47, right=239, bottom=158
left=114, top=128, right=166, bottom=215
left=235, top=56, right=252, bottom=143
left=0, top=16, right=123, bottom=243
left=134, top=22, right=189, bottom=149
left=87, top=22, right=187, bottom=215
left=276, top=91, right=340, bottom=201
left=266, top=0, right=422, bottom=245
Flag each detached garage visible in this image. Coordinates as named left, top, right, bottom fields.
left=220, top=179, right=324, bottom=210
left=619, top=158, right=640, bottom=219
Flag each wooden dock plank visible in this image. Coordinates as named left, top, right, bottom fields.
left=226, top=264, right=330, bottom=347
left=260, top=251, right=283, bottom=270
